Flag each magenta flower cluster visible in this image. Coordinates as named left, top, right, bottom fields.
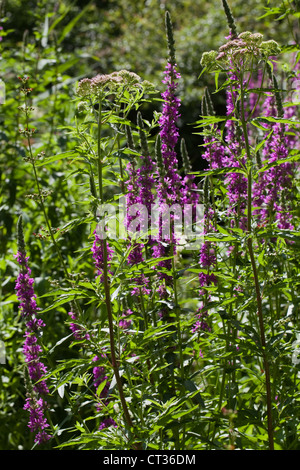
left=92, top=355, right=117, bottom=430
left=68, top=311, right=90, bottom=341
left=15, top=251, right=39, bottom=318
left=91, top=231, right=114, bottom=280
left=253, top=81, right=296, bottom=230
left=157, top=62, right=182, bottom=204
left=224, top=74, right=248, bottom=230
left=151, top=62, right=183, bottom=285
left=124, top=153, right=154, bottom=295
left=15, top=249, right=50, bottom=445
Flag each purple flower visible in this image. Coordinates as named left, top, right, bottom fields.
left=92, top=355, right=110, bottom=410
left=99, top=417, right=117, bottom=430
left=135, top=155, right=155, bottom=234
left=23, top=396, right=50, bottom=445
left=202, top=133, right=226, bottom=170
left=91, top=231, right=114, bottom=280
left=253, top=80, right=296, bottom=230
left=157, top=62, right=182, bottom=205
left=119, top=309, right=133, bottom=330
left=192, top=303, right=211, bottom=334
left=23, top=328, right=49, bottom=396
left=223, top=73, right=248, bottom=230
left=15, top=237, right=50, bottom=444
left=68, top=311, right=90, bottom=341
left=125, top=155, right=154, bottom=293
left=92, top=356, right=117, bottom=429
left=152, top=62, right=183, bottom=285
left=15, top=251, right=39, bottom=318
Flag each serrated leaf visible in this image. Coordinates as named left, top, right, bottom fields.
left=35, top=150, right=77, bottom=167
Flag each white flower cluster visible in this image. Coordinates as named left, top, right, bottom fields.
left=76, top=70, right=156, bottom=98
left=201, top=31, right=281, bottom=71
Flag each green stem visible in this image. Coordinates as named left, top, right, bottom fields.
left=97, top=98, right=103, bottom=203
left=96, top=97, right=141, bottom=449
left=240, top=75, right=274, bottom=450
left=171, top=247, right=184, bottom=380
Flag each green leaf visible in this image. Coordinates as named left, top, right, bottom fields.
left=35, top=150, right=77, bottom=167
left=252, top=116, right=300, bottom=127
left=184, top=379, right=205, bottom=406
left=258, top=152, right=300, bottom=173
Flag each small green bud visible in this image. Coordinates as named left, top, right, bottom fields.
left=272, top=74, right=284, bottom=118
left=238, top=31, right=252, bottom=41
left=141, top=80, right=156, bottom=94
left=137, top=112, right=149, bottom=156
left=201, top=94, right=208, bottom=117
left=205, top=87, right=215, bottom=116
left=76, top=78, right=92, bottom=97
left=203, top=176, right=210, bottom=210
left=255, top=149, right=262, bottom=168
left=181, top=138, right=192, bottom=174
left=260, top=40, right=281, bottom=57
left=125, top=124, right=135, bottom=151
left=89, top=175, right=97, bottom=199
left=165, top=11, right=176, bottom=66
left=155, top=134, right=165, bottom=179
left=17, top=215, right=26, bottom=254
left=200, top=50, right=218, bottom=68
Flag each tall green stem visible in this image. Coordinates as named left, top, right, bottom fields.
left=240, top=76, right=274, bottom=450
left=96, top=97, right=141, bottom=448
left=171, top=251, right=184, bottom=380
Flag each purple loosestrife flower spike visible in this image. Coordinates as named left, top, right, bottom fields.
left=125, top=156, right=144, bottom=265
left=154, top=59, right=182, bottom=278
left=192, top=303, right=211, bottom=334
left=199, top=179, right=217, bottom=294
left=124, top=119, right=152, bottom=295
left=253, top=71, right=297, bottom=230
left=136, top=112, right=156, bottom=240
left=157, top=11, right=183, bottom=209
left=91, top=231, right=114, bottom=281
left=155, top=133, right=165, bottom=180
left=152, top=12, right=184, bottom=292
left=92, top=355, right=117, bottom=429
left=15, top=216, right=50, bottom=444
left=158, top=61, right=182, bottom=202
left=223, top=73, right=248, bottom=230
left=23, top=395, right=50, bottom=445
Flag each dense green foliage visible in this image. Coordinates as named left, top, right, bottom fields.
left=0, top=0, right=300, bottom=451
